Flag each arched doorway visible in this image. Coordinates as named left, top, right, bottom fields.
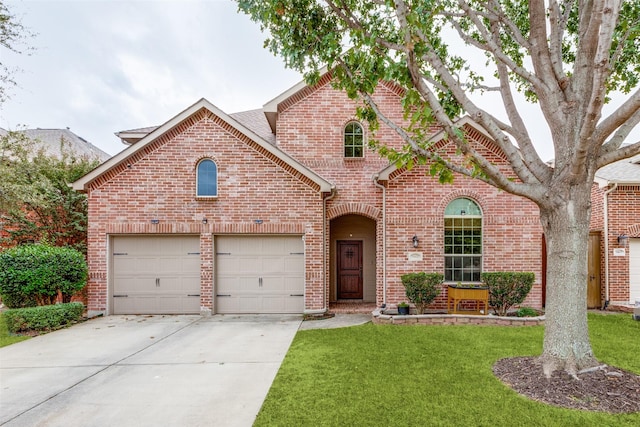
left=330, top=214, right=377, bottom=302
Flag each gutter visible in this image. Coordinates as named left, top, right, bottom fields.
left=320, top=187, right=337, bottom=313
left=372, top=174, right=387, bottom=307
left=602, top=182, right=618, bottom=309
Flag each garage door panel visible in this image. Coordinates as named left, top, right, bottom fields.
left=215, top=236, right=304, bottom=314
left=113, top=257, right=157, bottom=274
left=113, top=295, right=156, bottom=315
left=284, top=257, right=304, bottom=273
left=114, top=277, right=156, bottom=294
left=284, top=277, right=304, bottom=292
left=112, top=236, right=200, bottom=315
left=261, top=257, right=285, bottom=274
left=157, top=295, right=200, bottom=314
left=155, top=276, right=198, bottom=293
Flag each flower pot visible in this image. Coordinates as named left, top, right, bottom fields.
left=397, top=306, right=410, bottom=315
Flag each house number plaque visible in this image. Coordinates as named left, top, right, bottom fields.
left=407, top=252, right=423, bottom=261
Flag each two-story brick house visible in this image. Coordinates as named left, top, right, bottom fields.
left=73, top=74, right=543, bottom=317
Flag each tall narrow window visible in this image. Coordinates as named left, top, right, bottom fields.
left=196, top=159, right=217, bottom=197
left=444, top=198, right=482, bottom=282
left=344, top=122, right=364, bottom=158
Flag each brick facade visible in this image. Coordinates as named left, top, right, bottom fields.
left=78, top=77, right=544, bottom=316
left=591, top=183, right=640, bottom=306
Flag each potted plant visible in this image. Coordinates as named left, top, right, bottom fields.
left=397, top=301, right=410, bottom=315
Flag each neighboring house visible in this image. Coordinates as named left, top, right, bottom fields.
left=590, top=153, right=640, bottom=308
left=73, top=74, right=543, bottom=317
left=0, top=127, right=111, bottom=162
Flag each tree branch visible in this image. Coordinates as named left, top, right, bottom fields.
left=597, top=140, right=640, bottom=168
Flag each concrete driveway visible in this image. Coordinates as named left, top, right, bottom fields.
left=0, top=314, right=302, bottom=427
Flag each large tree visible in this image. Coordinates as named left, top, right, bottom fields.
left=0, top=130, right=99, bottom=253
left=238, top=0, right=640, bottom=376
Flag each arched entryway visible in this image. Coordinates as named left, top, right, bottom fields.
left=330, top=214, right=377, bottom=303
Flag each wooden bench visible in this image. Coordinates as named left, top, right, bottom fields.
left=447, top=285, right=489, bottom=315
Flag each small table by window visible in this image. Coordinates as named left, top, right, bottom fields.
left=447, top=285, right=489, bottom=315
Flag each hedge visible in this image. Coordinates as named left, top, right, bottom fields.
left=3, top=302, right=85, bottom=333
left=0, top=244, right=87, bottom=307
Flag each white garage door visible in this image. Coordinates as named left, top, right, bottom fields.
left=112, top=235, right=201, bottom=315
left=630, top=238, right=640, bottom=304
left=215, top=235, right=304, bottom=314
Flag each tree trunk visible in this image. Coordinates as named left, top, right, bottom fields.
left=539, top=184, right=598, bottom=377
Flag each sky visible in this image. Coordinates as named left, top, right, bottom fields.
left=1, top=1, right=638, bottom=161
left=1, top=0, right=302, bottom=156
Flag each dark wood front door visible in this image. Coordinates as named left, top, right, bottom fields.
left=587, top=232, right=602, bottom=309
left=337, top=241, right=363, bottom=299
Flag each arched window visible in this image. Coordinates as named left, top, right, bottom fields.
left=444, top=198, right=482, bottom=282
left=196, top=159, right=217, bottom=197
left=344, top=122, right=364, bottom=158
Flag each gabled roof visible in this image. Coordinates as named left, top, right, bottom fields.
left=263, top=67, right=330, bottom=133
left=1, top=127, right=110, bottom=161
left=374, top=116, right=495, bottom=181
left=114, top=110, right=275, bottom=146
left=72, top=98, right=333, bottom=192
left=595, top=153, right=640, bottom=185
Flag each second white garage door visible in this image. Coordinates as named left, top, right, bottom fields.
left=215, top=235, right=305, bottom=314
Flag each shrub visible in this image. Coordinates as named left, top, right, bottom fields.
left=3, top=302, right=84, bottom=333
left=0, top=244, right=88, bottom=307
left=515, top=306, right=542, bottom=317
left=481, top=272, right=535, bottom=316
left=401, top=272, right=444, bottom=314
left=0, top=292, right=37, bottom=309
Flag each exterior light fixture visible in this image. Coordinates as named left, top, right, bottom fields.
left=202, top=218, right=208, bottom=224
left=412, top=235, right=419, bottom=248
left=618, top=234, right=629, bottom=247
left=150, top=219, right=159, bottom=224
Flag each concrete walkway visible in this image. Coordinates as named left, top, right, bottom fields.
left=0, top=314, right=301, bottom=427
left=298, top=313, right=371, bottom=330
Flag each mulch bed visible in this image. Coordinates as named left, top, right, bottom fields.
left=494, top=356, right=640, bottom=413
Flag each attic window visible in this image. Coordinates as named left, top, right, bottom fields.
left=196, top=159, right=217, bottom=197
left=344, top=122, right=364, bottom=158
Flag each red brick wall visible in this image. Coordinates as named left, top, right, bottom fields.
left=605, top=185, right=640, bottom=304
left=275, top=78, right=543, bottom=310
left=383, top=162, right=543, bottom=310
left=85, top=110, right=324, bottom=315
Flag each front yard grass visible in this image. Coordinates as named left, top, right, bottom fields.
left=0, top=313, right=30, bottom=348
left=255, top=313, right=640, bottom=427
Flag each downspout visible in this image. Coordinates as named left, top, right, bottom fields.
left=373, top=174, right=387, bottom=307
left=322, top=187, right=337, bottom=313
left=602, top=182, right=618, bottom=310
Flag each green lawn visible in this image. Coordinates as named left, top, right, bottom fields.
left=255, top=313, right=640, bottom=427
left=0, top=313, right=30, bottom=348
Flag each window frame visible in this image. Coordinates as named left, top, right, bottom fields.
left=196, top=158, right=218, bottom=198
left=343, top=121, right=364, bottom=158
left=443, top=198, right=482, bottom=283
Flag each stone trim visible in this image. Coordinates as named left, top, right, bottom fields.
left=372, top=310, right=545, bottom=326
